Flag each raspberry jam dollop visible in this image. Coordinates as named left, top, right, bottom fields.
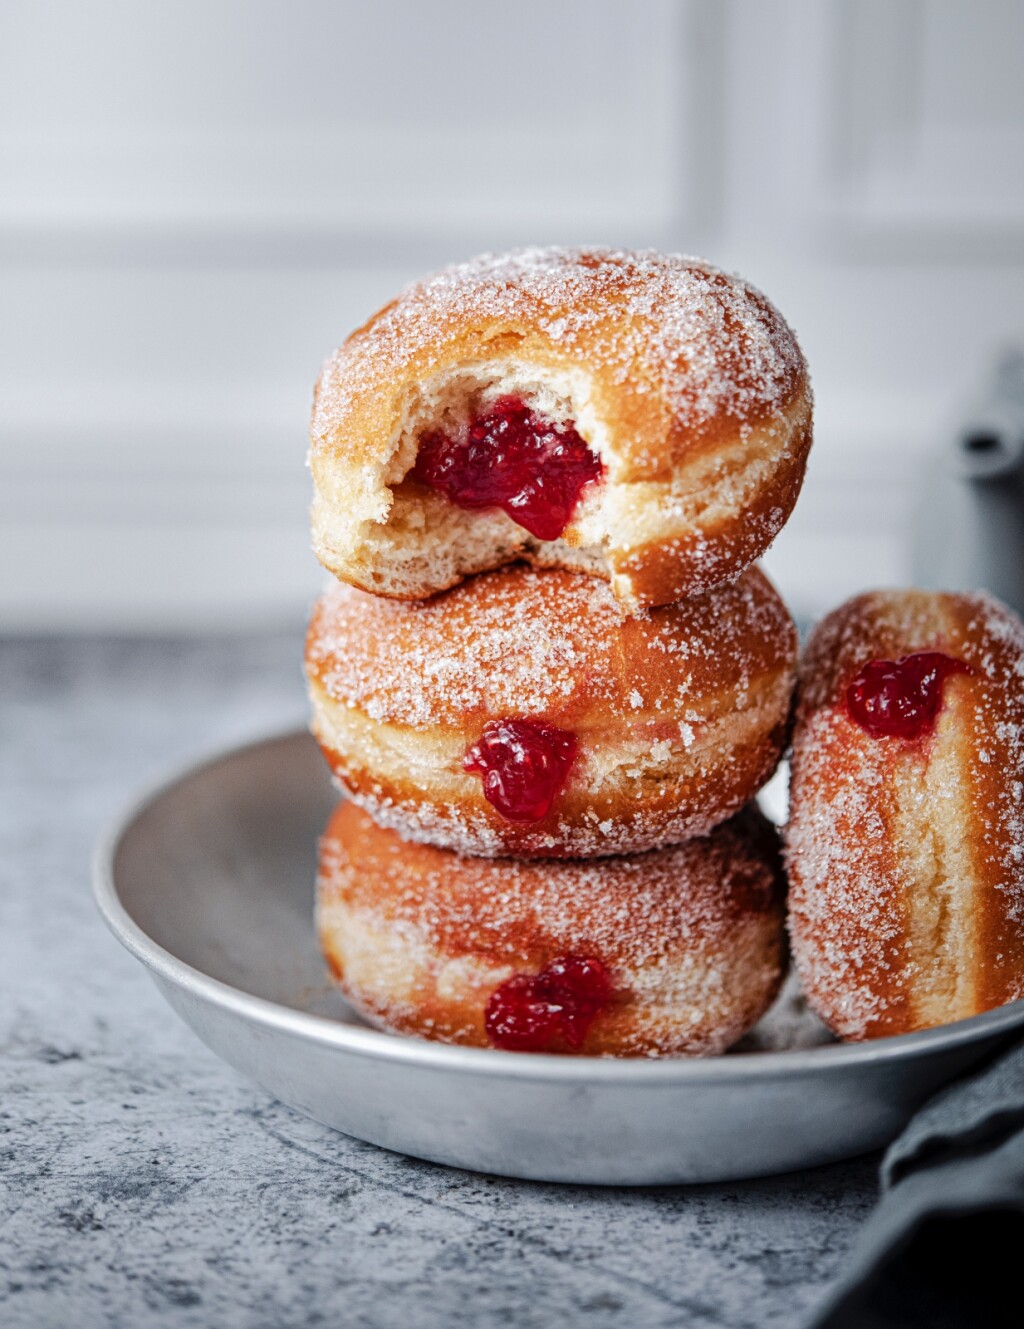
left=485, top=955, right=613, bottom=1052
left=846, top=652, right=972, bottom=740
left=410, top=395, right=603, bottom=541
left=464, top=719, right=577, bottom=822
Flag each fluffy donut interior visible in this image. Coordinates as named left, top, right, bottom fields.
left=314, top=684, right=784, bottom=801
left=893, top=696, right=979, bottom=1026
left=357, top=360, right=612, bottom=582
left=314, top=358, right=798, bottom=610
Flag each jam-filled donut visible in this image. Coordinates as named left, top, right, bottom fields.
left=305, top=563, right=797, bottom=858
left=786, top=589, right=1024, bottom=1040
left=317, top=801, right=787, bottom=1057
left=310, top=247, right=811, bottom=613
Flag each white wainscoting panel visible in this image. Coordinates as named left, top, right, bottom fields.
left=2, top=0, right=1023, bottom=629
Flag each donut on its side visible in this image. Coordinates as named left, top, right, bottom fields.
left=305, top=563, right=798, bottom=858
left=317, top=801, right=787, bottom=1057
left=310, top=247, right=812, bottom=612
left=785, top=589, right=1024, bottom=1040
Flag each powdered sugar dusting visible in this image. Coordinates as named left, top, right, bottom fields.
left=308, top=567, right=618, bottom=726
left=963, top=596, right=1024, bottom=961
left=312, top=247, right=805, bottom=445
left=306, top=563, right=796, bottom=730
left=337, top=777, right=772, bottom=861
left=323, top=803, right=779, bottom=967
left=785, top=703, right=910, bottom=1039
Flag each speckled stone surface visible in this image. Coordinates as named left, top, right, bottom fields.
left=0, top=634, right=878, bottom=1329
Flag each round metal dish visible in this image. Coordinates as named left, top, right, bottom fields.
left=93, top=730, right=1024, bottom=1185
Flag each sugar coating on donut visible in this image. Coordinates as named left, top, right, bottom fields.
left=305, top=564, right=797, bottom=857
left=317, top=802, right=787, bottom=1057
left=307, top=563, right=792, bottom=726
left=786, top=589, right=1024, bottom=1040
left=310, top=247, right=812, bottom=610
left=317, top=247, right=802, bottom=440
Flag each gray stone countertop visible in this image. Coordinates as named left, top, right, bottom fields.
left=0, top=634, right=877, bottom=1329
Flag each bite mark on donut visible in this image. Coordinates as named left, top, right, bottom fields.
left=464, top=718, right=578, bottom=822
left=411, top=395, right=603, bottom=541
left=310, top=250, right=813, bottom=612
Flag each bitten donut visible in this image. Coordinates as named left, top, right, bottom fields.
left=317, top=801, right=787, bottom=1057
left=786, top=589, right=1024, bottom=1040
left=305, top=563, right=797, bottom=858
left=310, top=247, right=811, bottom=612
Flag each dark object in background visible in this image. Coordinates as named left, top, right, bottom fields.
left=913, top=347, right=1024, bottom=619
left=810, top=1039, right=1024, bottom=1328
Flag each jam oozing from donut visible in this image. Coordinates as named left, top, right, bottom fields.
left=485, top=955, right=613, bottom=1052
left=464, top=719, right=577, bottom=822
left=847, top=652, right=972, bottom=740
left=411, top=396, right=603, bottom=541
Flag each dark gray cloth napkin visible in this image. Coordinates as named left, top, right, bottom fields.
left=810, top=1039, right=1024, bottom=1328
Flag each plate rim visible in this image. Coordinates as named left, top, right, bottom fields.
left=93, top=726, right=1024, bottom=1085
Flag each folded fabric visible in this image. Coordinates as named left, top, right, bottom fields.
left=810, top=1039, right=1024, bottom=1328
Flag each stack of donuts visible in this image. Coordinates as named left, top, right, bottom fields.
left=303, top=245, right=1024, bottom=1054
left=303, top=246, right=811, bottom=1057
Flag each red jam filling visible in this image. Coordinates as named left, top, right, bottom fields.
left=410, top=395, right=603, bottom=541
left=485, top=955, right=613, bottom=1052
left=464, top=719, right=577, bottom=822
left=846, top=652, right=972, bottom=740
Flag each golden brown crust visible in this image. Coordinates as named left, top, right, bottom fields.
left=309, top=247, right=812, bottom=610
left=305, top=563, right=798, bottom=857
left=316, top=802, right=787, bottom=1057
left=785, top=589, right=1024, bottom=1040
left=604, top=417, right=812, bottom=608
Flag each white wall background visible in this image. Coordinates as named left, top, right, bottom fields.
left=3, top=0, right=1024, bottom=629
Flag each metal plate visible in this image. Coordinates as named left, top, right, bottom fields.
left=93, top=730, right=1024, bottom=1185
